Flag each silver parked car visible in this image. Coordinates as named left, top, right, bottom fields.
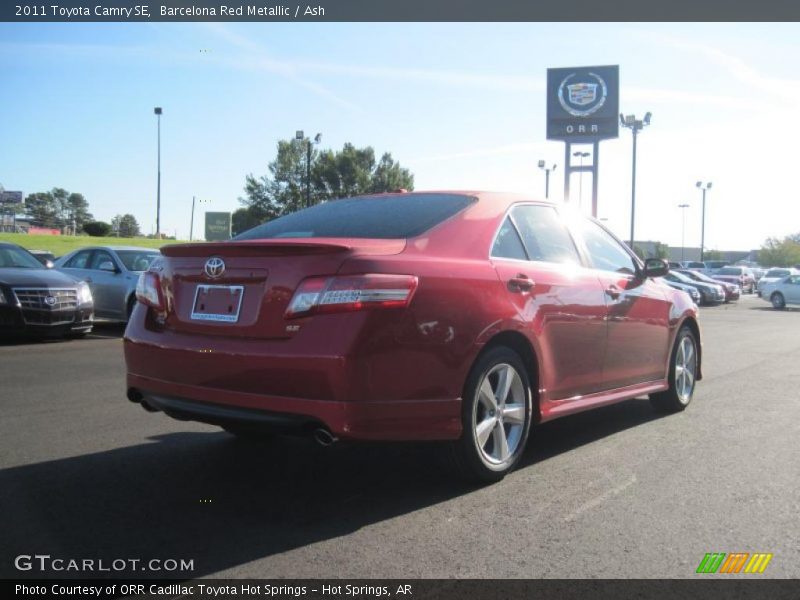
left=760, top=274, right=800, bottom=309
left=54, top=246, right=161, bottom=321
left=756, top=267, right=798, bottom=297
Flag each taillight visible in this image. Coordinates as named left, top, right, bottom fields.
left=136, top=271, right=165, bottom=311
left=285, top=274, right=418, bottom=318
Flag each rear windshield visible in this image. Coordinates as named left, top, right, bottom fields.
left=236, top=193, right=476, bottom=240
left=686, top=262, right=705, bottom=268
left=717, top=267, right=741, bottom=275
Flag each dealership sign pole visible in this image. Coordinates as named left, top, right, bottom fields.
left=546, top=65, right=619, bottom=217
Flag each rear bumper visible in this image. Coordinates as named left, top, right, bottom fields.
left=127, top=373, right=461, bottom=441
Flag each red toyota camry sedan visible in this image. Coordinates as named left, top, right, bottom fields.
left=124, top=191, right=701, bottom=482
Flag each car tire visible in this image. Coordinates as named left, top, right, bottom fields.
left=447, top=346, right=533, bottom=484
left=771, top=292, right=786, bottom=310
left=650, top=326, right=699, bottom=413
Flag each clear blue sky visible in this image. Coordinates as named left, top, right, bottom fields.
left=1, top=22, right=799, bottom=249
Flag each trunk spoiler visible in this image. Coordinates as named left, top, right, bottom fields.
left=160, top=237, right=406, bottom=258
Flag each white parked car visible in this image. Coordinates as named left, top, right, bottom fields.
left=760, top=274, right=800, bottom=309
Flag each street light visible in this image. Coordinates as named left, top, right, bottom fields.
left=190, top=196, right=211, bottom=241
left=154, top=107, right=162, bottom=238
left=678, top=203, right=690, bottom=263
left=537, top=160, right=557, bottom=199
left=296, top=130, right=322, bottom=208
left=696, top=181, right=713, bottom=262
left=572, top=151, right=590, bottom=208
left=620, top=111, right=651, bottom=248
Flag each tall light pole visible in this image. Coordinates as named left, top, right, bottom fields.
left=154, top=107, right=162, bottom=238
left=678, top=203, right=690, bottom=263
left=620, top=112, right=651, bottom=248
left=537, top=160, right=557, bottom=199
left=696, top=181, right=713, bottom=262
left=572, top=151, right=590, bottom=208
left=296, top=130, right=322, bottom=208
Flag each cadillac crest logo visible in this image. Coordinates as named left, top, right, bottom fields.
left=204, top=257, right=225, bottom=279
left=558, top=72, right=608, bottom=117
left=44, top=295, right=57, bottom=306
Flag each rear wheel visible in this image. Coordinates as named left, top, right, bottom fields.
left=771, top=292, right=786, bottom=310
left=650, top=326, right=698, bottom=413
left=447, top=346, right=533, bottom=483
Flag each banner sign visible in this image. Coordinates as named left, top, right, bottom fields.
left=0, top=191, right=23, bottom=204
left=205, top=212, right=232, bottom=241
left=547, top=65, right=619, bottom=142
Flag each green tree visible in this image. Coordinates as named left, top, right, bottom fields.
left=703, top=249, right=724, bottom=261
left=758, top=235, right=800, bottom=267
left=232, top=206, right=270, bottom=237
left=24, top=188, right=93, bottom=231
left=653, top=242, right=670, bottom=260
left=239, top=138, right=414, bottom=226
left=83, top=221, right=112, bottom=237
left=111, top=214, right=142, bottom=238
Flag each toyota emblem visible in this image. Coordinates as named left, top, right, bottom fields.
left=204, top=257, right=225, bottom=279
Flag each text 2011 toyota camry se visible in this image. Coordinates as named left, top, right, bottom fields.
left=124, top=191, right=702, bottom=482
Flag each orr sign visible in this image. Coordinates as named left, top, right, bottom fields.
left=547, top=65, right=619, bottom=141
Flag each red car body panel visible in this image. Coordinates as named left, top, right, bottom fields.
left=124, top=191, right=700, bottom=441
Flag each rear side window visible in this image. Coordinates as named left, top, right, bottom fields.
left=511, top=205, right=580, bottom=265
left=491, top=218, right=528, bottom=260
left=236, top=193, right=475, bottom=240
left=65, top=250, right=92, bottom=269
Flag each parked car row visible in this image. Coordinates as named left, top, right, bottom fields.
left=0, top=242, right=161, bottom=338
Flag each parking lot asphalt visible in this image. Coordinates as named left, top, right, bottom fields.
left=1, top=294, right=798, bottom=579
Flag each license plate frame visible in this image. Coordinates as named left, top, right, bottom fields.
left=190, top=284, right=244, bottom=323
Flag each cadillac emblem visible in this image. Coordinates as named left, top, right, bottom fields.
left=558, top=72, right=608, bottom=117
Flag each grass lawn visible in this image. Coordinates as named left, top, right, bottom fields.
left=0, top=233, right=193, bottom=256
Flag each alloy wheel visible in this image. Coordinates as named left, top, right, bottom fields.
left=675, top=335, right=697, bottom=404
left=472, top=363, right=527, bottom=465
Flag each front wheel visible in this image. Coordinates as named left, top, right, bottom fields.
left=771, top=292, right=786, bottom=310
left=650, top=326, right=698, bottom=413
left=447, top=346, right=533, bottom=483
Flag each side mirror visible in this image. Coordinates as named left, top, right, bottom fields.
left=99, top=261, right=117, bottom=273
left=642, top=258, right=669, bottom=279
left=45, top=260, right=54, bottom=269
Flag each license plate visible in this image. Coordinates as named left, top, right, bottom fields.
left=190, top=285, right=244, bottom=323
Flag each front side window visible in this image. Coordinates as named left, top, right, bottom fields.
left=510, top=205, right=580, bottom=265
left=89, top=251, right=116, bottom=271
left=579, top=219, right=638, bottom=275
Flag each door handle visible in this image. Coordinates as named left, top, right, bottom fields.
left=605, top=285, right=621, bottom=299
left=508, top=274, right=534, bottom=293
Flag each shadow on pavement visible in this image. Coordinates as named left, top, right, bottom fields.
left=0, top=322, right=126, bottom=346
left=0, top=399, right=664, bottom=579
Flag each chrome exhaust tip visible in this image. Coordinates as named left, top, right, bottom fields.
left=313, top=428, right=338, bottom=446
